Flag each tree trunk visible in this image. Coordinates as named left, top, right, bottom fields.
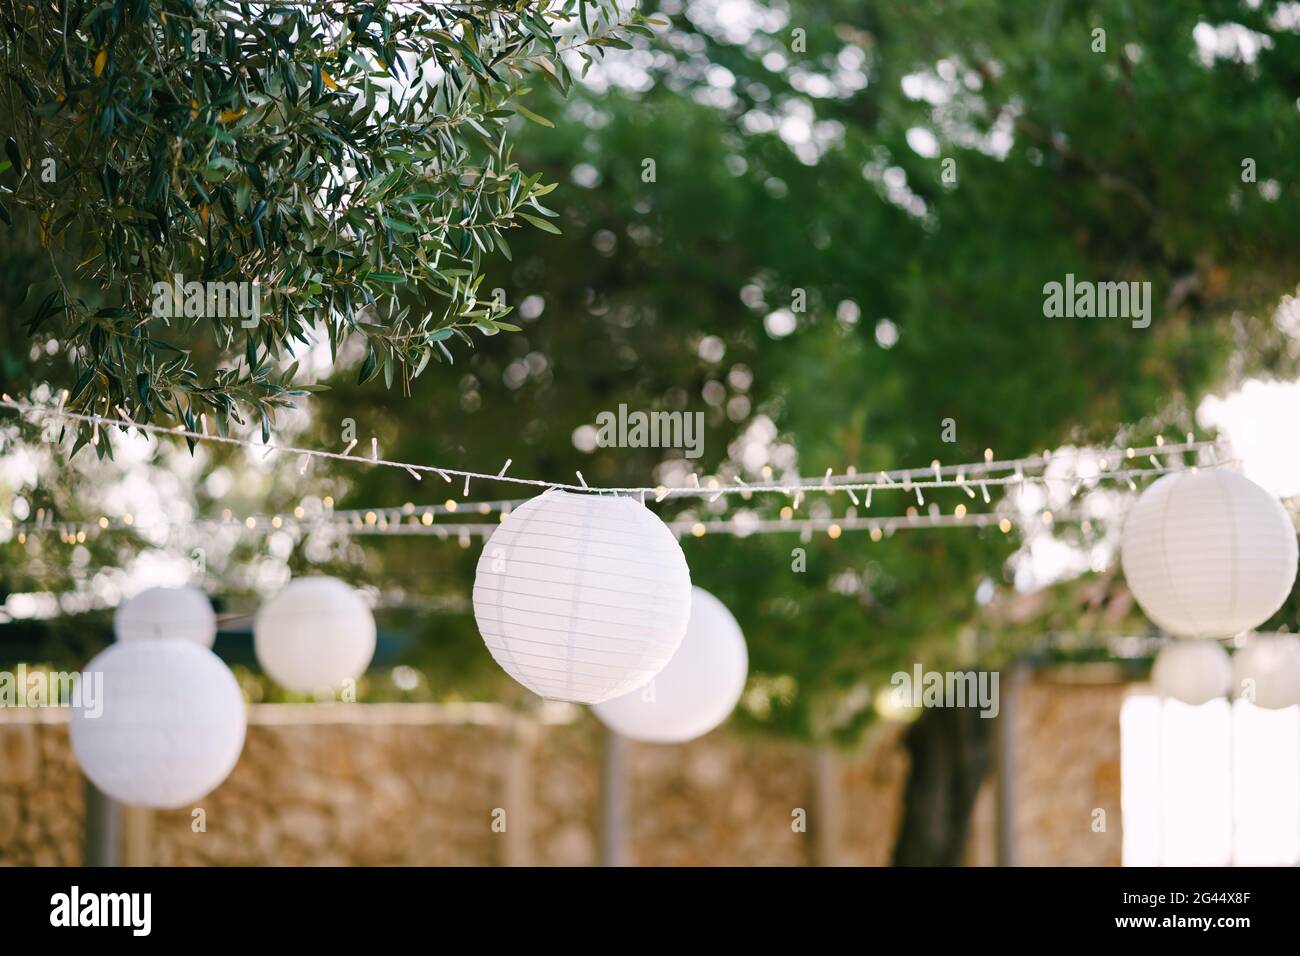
left=891, top=704, right=994, bottom=866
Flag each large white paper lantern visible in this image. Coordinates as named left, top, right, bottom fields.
left=70, top=640, right=246, bottom=809
left=1120, top=470, right=1297, bottom=638
left=594, top=586, right=748, bottom=743
left=473, top=490, right=692, bottom=704
left=1232, top=634, right=1300, bottom=709
left=1151, top=639, right=1232, bottom=705
left=114, top=585, right=216, bottom=647
left=254, top=576, right=376, bottom=693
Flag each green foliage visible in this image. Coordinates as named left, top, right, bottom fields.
left=304, top=0, right=1300, bottom=739
left=0, top=0, right=650, bottom=447
left=6, top=1, right=1300, bottom=743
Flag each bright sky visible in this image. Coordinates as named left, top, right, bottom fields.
left=1199, top=378, right=1300, bottom=498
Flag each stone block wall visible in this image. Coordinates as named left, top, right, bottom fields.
left=0, top=675, right=1130, bottom=866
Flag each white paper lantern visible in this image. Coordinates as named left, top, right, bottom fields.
left=1150, top=639, right=1232, bottom=705
left=594, top=586, right=748, bottom=743
left=1120, top=470, right=1297, bottom=638
left=114, top=585, right=216, bottom=647
left=1232, top=634, right=1300, bottom=709
left=473, top=490, right=692, bottom=704
left=254, top=577, right=376, bottom=693
left=70, top=640, right=246, bottom=809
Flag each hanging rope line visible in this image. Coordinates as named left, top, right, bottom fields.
left=0, top=394, right=1228, bottom=542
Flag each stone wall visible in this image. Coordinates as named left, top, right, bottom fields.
left=0, top=711, right=82, bottom=866
left=1009, top=675, right=1126, bottom=866
left=0, top=674, right=1131, bottom=866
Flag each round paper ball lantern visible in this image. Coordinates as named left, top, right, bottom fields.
left=1120, top=470, right=1297, bottom=638
left=70, top=640, right=246, bottom=809
left=473, top=490, right=692, bottom=704
left=594, top=586, right=747, bottom=743
left=254, top=577, right=376, bottom=693
left=114, top=585, right=216, bottom=647
left=1151, top=639, right=1232, bottom=705
left=1232, top=634, right=1300, bottom=709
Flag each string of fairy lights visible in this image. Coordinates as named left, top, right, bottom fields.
left=0, top=394, right=1228, bottom=545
